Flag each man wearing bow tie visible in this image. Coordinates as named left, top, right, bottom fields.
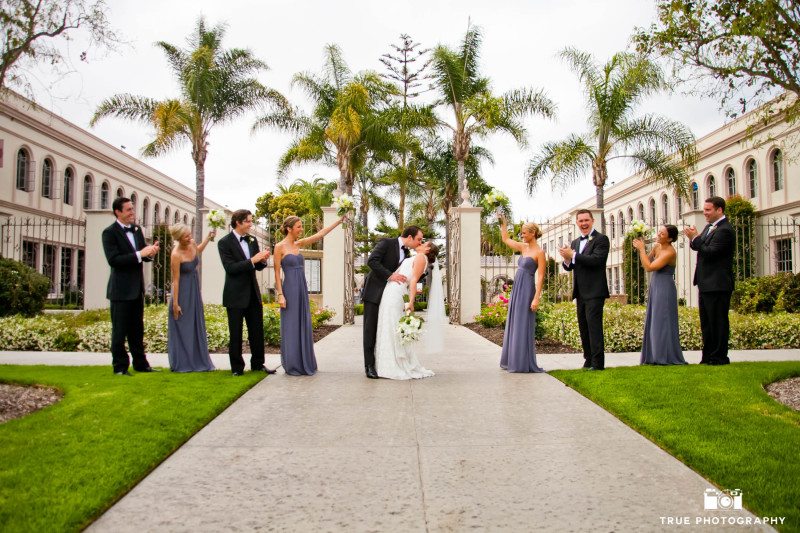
left=217, top=209, right=275, bottom=376
left=684, top=196, right=735, bottom=365
left=559, top=209, right=610, bottom=370
left=361, top=226, right=424, bottom=379
left=102, top=197, right=161, bottom=375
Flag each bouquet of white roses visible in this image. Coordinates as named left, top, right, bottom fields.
left=332, top=194, right=354, bottom=217
left=397, top=312, right=425, bottom=345
left=206, top=209, right=227, bottom=240
left=481, top=188, right=511, bottom=217
left=627, top=219, right=653, bottom=239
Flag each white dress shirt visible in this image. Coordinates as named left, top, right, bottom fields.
left=117, top=220, right=141, bottom=263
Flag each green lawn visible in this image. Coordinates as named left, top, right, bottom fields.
left=551, top=362, right=800, bottom=532
left=0, top=366, right=264, bottom=532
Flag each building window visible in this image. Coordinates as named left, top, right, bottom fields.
left=677, top=195, right=684, bottom=217
left=183, top=214, right=188, bottom=224
left=116, top=187, right=124, bottom=198
left=614, top=266, right=620, bottom=294
left=174, top=210, right=180, bottom=224
left=153, top=203, right=161, bottom=225
left=618, top=211, right=624, bottom=235
left=22, top=240, right=37, bottom=269
left=637, top=203, right=645, bottom=221
left=43, top=244, right=56, bottom=292
left=164, top=207, right=170, bottom=225
left=607, top=268, right=613, bottom=294
left=628, top=207, right=634, bottom=225
left=726, top=168, right=736, bottom=197
left=648, top=198, right=656, bottom=225
left=130, top=192, right=137, bottom=207
left=77, top=250, right=85, bottom=290
left=142, top=199, right=150, bottom=227
left=775, top=238, right=793, bottom=273
left=707, top=175, right=716, bottom=198
left=100, top=182, right=110, bottom=209
left=772, top=149, right=784, bottom=191
left=691, top=182, right=699, bottom=209
left=83, top=176, right=93, bottom=209
left=191, top=217, right=195, bottom=234
left=748, top=159, right=757, bottom=198
left=609, top=215, right=616, bottom=239
left=63, top=168, right=73, bottom=205
left=661, top=194, right=669, bottom=223
left=16, top=149, right=30, bottom=191
left=41, top=159, right=53, bottom=198
left=60, top=248, right=74, bottom=291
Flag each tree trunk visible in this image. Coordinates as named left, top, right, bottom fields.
left=595, top=185, right=606, bottom=233
left=457, top=159, right=466, bottom=204
left=398, top=181, right=406, bottom=230
left=193, top=147, right=207, bottom=281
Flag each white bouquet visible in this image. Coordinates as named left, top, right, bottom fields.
left=332, top=194, right=355, bottom=217
left=627, top=219, right=653, bottom=239
left=206, top=209, right=227, bottom=240
left=397, top=312, right=424, bottom=345
left=481, top=188, right=511, bottom=217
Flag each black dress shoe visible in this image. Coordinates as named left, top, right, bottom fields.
left=254, top=365, right=277, bottom=375
left=582, top=361, right=592, bottom=368
left=114, top=370, right=133, bottom=376
left=365, top=366, right=379, bottom=379
left=232, top=370, right=244, bottom=376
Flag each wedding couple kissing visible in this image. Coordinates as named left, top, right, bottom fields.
left=362, top=226, right=446, bottom=380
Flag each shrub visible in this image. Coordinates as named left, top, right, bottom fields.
left=732, top=273, right=800, bottom=314
left=354, top=304, right=364, bottom=316
left=726, top=195, right=756, bottom=281
left=0, top=258, right=50, bottom=317
left=622, top=231, right=647, bottom=305
left=474, top=302, right=508, bottom=328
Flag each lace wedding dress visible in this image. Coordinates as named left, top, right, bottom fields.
left=374, top=257, right=435, bottom=380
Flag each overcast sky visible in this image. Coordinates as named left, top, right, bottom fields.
left=26, top=0, right=727, bottom=221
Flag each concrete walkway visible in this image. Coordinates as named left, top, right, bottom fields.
left=4, top=323, right=795, bottom=531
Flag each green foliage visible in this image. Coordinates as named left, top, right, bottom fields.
left=622, top=233, right=647, bottom=305
left=254, top=191, right=275, bottom=221
left=732, top=273, right=800, bottom=314
left=474, top=302, right=508, bottom=328
left=149, top=225, right=172, bottom=304
left=0, top=258, right=50, bottom=317
left=539, top=302, right=800, bottom=352
left=354, top=303, right=364, bottom=316
left=726, top=195, right=757, bottom=281
left=0, top=365, right=263, bottom=531
left=551, top=362, right=800, bottom=529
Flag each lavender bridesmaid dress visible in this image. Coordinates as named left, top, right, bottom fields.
left=500, top=256, right=545, bottom=373
left=641, top=264, right=687, bottom=365
left=167, top=257, right=215, bottom=372
left=280, top=253, right=317, bottom=375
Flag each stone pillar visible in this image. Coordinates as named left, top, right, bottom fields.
left=83, top=209, right=112, bottom=310
left=199, top=208, right=227, bottom=305
left=321, top=206, right=345, bottom=325
left=451, top=205, right=482, bottom=324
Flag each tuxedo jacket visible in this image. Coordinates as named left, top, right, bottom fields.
left=562, top=229, right=610, bottom=300
left=217, top=231, right=267, bottom=309
left=690, top=217, right=735, bottom=292
left=362, top=238, right=409, bottom=304
left=102, top=222, right=151, bottom=301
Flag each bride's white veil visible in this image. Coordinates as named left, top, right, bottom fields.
left=421, top=258, right=446, bottom=354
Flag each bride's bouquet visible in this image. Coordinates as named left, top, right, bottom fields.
left=481, top=188, right=511, bottom=218
left=206, top=209, right=227, bottom=240
left=397, top=312, right=425, bottom=345
left=332, top=194, right=355, bottom=217
left=626, top=219, right=653, bottom=239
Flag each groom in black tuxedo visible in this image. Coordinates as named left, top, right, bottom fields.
left=102, top=196, right=160, bottom=375
left=361, top=226, right=424, bottom=379
left=217, top=209, right=275, bottom=376
left=560, top=209, right=610, bottom=370
left=684, top=196, right=735, bottom=365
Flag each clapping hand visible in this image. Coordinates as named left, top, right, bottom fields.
left=252, top=249, right=270, bottom=263
left=683, top=225, right=698, bottom=240
left=559, top=246, right=573, bottom=262
left=142, top=241, right=160, bottom=258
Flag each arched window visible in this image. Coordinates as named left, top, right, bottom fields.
left=676, top=196, right=684, bottom=218
left=628, top=207, right=634, bottom=225
left=130, top=192, right=137, bottom=207
left=707, top=175, right=716, bottom=197
left=63, top=167, right=74, bottom=205
left=16, top=149, right=30, bottom=191
left=691, top=182, right=699, bottom=209
left=637, top=202, right=645, bottom=222
left=83, top=175, right=93, bottom=209
left=116, top=187, right=124, bottom=199
left=661, top=194, right=669, bottom=223
left=609, top=215, right=616, bottom=239
left=747, top=159, right=757, bottom=198
left=191, top=217, right=195, bottom=234
left=141, top=198, right=150, bottom=227
left=164, top=207, right=171, bottom=225
left=772, top=149, right=784, bottom=191
left=153, top=202, right=161, bottom=225
left=618, top=211, right=624, bottom=234
left=100, top=182, right=110, bottom=209
left=648, top=198, right=656, bottom=225
left=182, top=214, right=188, bottom=224
left=41, top=159, right=53, bottom=198
left=726, top=168, right=736, bottom=197
left=174, top=210, right=180, bottom=224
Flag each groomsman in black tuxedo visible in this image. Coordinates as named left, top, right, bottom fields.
left=560, top=209, right=610, bottom=370
left=102, top=197, right=160, bottom=375
left=217, top=209, right=276, bottom=376
left=361, top=226, right=424, bottom=379
left=684, top=196, right=735, bottom=365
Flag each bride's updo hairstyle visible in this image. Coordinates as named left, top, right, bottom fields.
left=281, top=216, right=302, bottom=236
left=425, top=243, right=440, bottom=264
left=521, top=222, right=543, bottom=239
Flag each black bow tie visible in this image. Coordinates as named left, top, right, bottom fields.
left=123, top=226, right=134, bottom=233
left=579, top=234, right=589, bottom=241
left=239, top=236, right=248, bottom=243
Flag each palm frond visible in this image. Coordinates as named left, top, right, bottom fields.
left=626, top=147, right=692, bottom=200
left=323, top=43, right=351, bottom=89
left=614, top=114, right=697, bottom=168
left=526, top=135, right=595, bottom=194
left=90, top=94, right=159, bottom=127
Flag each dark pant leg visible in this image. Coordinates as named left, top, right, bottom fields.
left=363, top=301, right=379, bottom=368
left=110, top=300, right=132, bottom=373
left=702, top=291, right=731, bottom=364
left=226, top=306, right=246, bottom=373
left=698, top=292, right=711, bottom=364
left=584, top=297, right=606, bottom=369
left=575, top=298, right=592, bottom=366
left=245, top=291, right=265, bottom=370
left=127, top=294, right=150, bottom=370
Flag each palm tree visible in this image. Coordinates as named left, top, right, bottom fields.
left=279, top=176, right=337, bottom=223
left=431, top=26, right=556, bottom=203
left=527, top=48, right=697, bottom=227
left=90, top=17, right=288, bottom=243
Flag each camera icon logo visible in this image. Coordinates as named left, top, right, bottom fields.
left=704, top=488, right=743, bottom=510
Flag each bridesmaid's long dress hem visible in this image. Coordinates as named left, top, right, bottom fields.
left=167, top=257, right=215, bottom=372
left=500, top=256, right=545, bottom=373
left=280, top=253, right=318, bottom=376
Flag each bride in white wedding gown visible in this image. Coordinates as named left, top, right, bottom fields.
left=374, top=242, right=438, bottom=380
